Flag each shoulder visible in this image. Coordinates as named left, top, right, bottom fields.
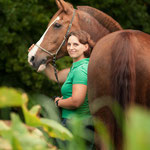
left=72, top=63, right=88, bottom=81
left=74, top=62, right=89, bottom=73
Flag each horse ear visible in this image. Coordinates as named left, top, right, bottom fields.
left=56, top=0, right=73, bottom=14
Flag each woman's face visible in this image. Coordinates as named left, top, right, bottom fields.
left=67, top=35, right=88, bottom=62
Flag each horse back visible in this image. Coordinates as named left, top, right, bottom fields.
left=88, top=29, right=150, bottom=150
left=88, top=29, right=150, bottom=108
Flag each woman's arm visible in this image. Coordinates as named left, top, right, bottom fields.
left=44, top=64, right=70, bottom=83
left=55, top=84, right=87, bottom=109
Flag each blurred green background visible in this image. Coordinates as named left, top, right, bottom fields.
left=0, top=0, right=150, bottom=97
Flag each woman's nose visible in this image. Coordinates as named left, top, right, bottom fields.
left=70, top=44, right=74, bottom=49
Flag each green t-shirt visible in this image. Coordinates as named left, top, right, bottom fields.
left=61, top=58, right=91, bottom=119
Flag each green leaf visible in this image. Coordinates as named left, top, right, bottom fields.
left=0, top=121, right=10, bottom=131
left=11, top=113, right=28, bottom=135
left=10, top=113, right=48, bottom=150
left=28, top=94, right=61, bottom=122
left=22, top=104, right=42, bottom=127
left=125, top=107, right=150, bottom=150
left=0, top=87, right=28, bottom=108
left=29, top=105, right=41, bottom=116
left=0, top=137, right=12, bottom=150
left=23, top=103, right=73, bottom=140
left=41, top=118, right=73, bottom=140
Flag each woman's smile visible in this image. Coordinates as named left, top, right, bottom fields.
left=68, top=50, right=77, bottom=54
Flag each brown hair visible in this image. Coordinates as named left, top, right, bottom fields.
left=67, top=30, right=95, bottom=57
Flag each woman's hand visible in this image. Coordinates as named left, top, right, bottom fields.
left=54, top=96, right=63, bottom=107
left=54, top=96, right=63, bottom=102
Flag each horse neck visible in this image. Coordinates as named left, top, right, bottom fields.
left=59, top=10, right=110, bottom=58
left=77, top=10, right=109, bottom=42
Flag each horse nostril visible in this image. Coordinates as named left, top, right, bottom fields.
left=41, top=59, right=47, bottom=64
left=30, top=56, right=34, bottom=62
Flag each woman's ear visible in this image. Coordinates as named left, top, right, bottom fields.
left=56, top=0, right=74, bottom=14
left=84, top=44, right=89, bottom=51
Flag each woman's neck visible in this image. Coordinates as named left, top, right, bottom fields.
left=73, top=56, right=86, bottom=62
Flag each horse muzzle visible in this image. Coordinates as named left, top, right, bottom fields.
left=28, top=55, right=47, bottom=72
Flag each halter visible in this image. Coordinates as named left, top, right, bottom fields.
left=35, top=9, right=76, bottom=93
left=35, top=9, right=76, bottom=57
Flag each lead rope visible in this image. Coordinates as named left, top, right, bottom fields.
left=52, top=55, right=62, bottom=118
left=52, top=55, right=62, bottom=96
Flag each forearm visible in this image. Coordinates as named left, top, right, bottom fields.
left=44, top=64, right=57, bottom=82
left=55, top=85, right=87, bottom=109
left=58, top=97, right=79, bottom=109
left=44, top=64, right=70, bottom=83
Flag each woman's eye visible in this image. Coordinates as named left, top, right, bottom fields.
left=54, top=23, right=62, bottom=28
left=73, top=43, right=78, bottom=46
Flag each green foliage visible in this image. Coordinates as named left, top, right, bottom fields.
left=0, top=86, right=95, bottom=150
left=67, top=117, right=94, bottom=150
left=0, top=0, right=60, bottom=97
left=0, top=87, right=26, bottom=107
left=1, top=88, right=150, bottom=149
left=94, top=119, right=114, bottom=150
left=125, top=107, right=150, bottom=150
left=90, top=97, right=150, bottom=149
left=0, top=114, right=57, bottom=150
left=28, top=93, right=61, bottom=122
left=93, top=105, right=150, bottom=150
left=0, top=87, right=73, bottom=143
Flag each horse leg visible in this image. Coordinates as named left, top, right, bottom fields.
left=93, top=105, right=123, bottom=150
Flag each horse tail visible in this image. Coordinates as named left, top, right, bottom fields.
left=111, top=31, right=136, bottom=108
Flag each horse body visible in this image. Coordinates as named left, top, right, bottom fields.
left=88, top=29, right=150, bottom=150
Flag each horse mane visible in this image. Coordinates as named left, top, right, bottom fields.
left=77, top=6, right=122, bottom=33
left=111, top=31, right=137, bottom=108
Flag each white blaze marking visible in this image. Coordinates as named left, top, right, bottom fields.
left=37, top=16, right=60, bottom=46
left=28, top=16, right=60, bottom=65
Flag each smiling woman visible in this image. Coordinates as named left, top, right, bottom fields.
left=67, top=35, right=87, bottom=62
left=67, top=30, right=95, bottom=62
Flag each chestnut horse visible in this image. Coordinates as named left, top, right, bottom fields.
left=88, top=30, right=150, bottom=150
left=28, top=0, right=122, bottom=72
left=28, top=0, right=150, bottom=150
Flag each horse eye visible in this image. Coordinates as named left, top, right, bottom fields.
left=54, top=23, right=62, bottom=28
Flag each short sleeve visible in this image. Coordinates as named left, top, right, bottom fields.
left=72, top=65, right=88, bottom=85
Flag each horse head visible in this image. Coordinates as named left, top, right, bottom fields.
left=28, top=0, right=78, bottom=71
left=28, top=0, right=122, bottom=72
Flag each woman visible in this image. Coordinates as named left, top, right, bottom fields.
left=44, top=30, right=95, bottom=125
